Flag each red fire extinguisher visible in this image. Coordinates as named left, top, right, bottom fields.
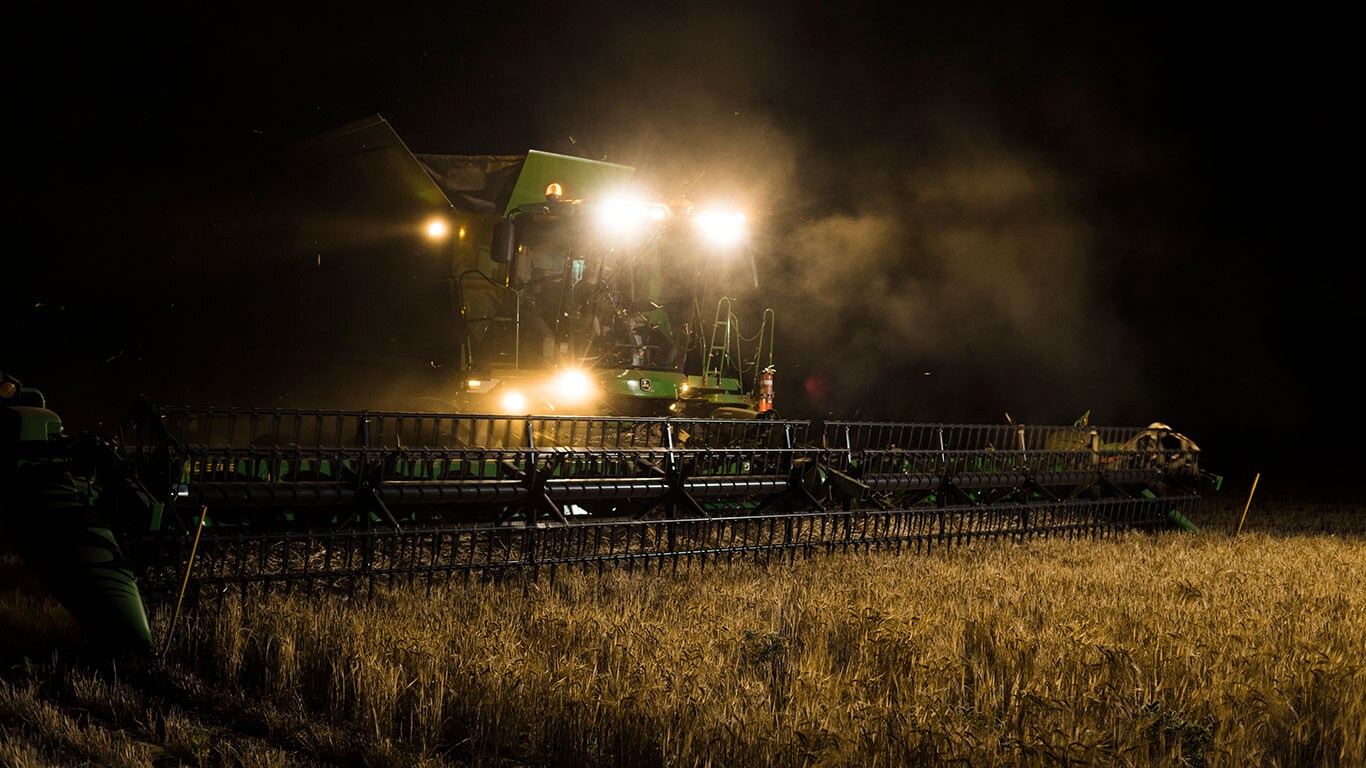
left=757, top=366, right=775, bottom=412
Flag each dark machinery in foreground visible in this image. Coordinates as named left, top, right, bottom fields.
left=1, top=374, right=153, bottom=654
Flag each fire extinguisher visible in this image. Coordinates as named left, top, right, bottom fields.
left=757, top=365, right=775, bottom=412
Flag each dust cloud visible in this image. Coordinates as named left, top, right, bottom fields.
left=764, top=125, right=1153, bottom=425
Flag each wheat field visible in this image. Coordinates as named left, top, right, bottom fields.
left=2, top=491, right=1362, bottom=767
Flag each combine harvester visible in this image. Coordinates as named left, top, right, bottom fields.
left=2, top=115, right=1221, bottom=653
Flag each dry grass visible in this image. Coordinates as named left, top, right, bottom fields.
left=2, top=493, right=1362, bottom=767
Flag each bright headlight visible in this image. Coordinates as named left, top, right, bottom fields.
left=499, top=390, right=528, bottom=413
left=594, top=196, right=667, bottom=240
left=551, top=369, right=596, bottom=405
left=425, top=217, right=450, bottom=240
left=694, top=210, right=748, bottom=248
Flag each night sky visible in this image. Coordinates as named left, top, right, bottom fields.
left=9, top=5, right=1352, bottom=499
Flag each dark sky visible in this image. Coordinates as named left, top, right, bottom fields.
left=9, top=4, right=1353, bottom=496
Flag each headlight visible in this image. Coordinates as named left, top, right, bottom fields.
left=551, top=369, right=597, bottom=405
left=499, top=390, right=528, bottom=413
left=425, top=217, right=450, bottom=240
left=594, top=196, right=667, bottom=241
left=694, top=210, right=747, bottom=248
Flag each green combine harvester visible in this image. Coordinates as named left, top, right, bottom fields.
left=1, top=116, right=1222, bottom=655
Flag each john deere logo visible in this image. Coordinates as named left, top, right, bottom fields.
left=639, top=378, right=652, bottom=392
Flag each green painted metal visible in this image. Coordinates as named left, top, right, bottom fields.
left=503, top=150, right=636, bottom=215
left=1166, top=507, right=1200, bottom=533
left=3, top=375, right=154, bottom=655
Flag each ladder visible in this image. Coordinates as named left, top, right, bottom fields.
left=704, top=297, right=735, bottom=385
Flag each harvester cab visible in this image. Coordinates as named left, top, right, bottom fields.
left=467, top=178, right=771, bottom=418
